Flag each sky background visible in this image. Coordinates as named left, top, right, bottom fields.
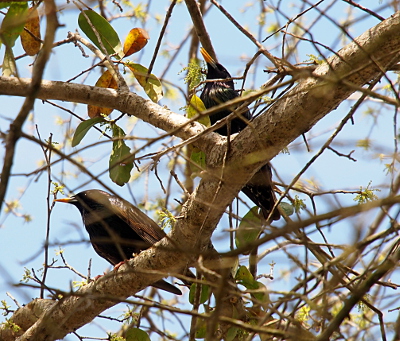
left=0, top=1, right=398, bottom=339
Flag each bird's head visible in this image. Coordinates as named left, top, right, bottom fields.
left=200, top=47, right=232, bottom=81
left=54, top=189, right=112, bottom=215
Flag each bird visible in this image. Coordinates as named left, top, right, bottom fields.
left=200, top=47, right=280, bottom=222
left=200, top=47, right=251, bottom=136
left=54, top=189, right=183, bottom=295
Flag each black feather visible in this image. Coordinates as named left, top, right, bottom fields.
left=200, top=48, right=280, bottom=222
left=200, top=48, right=251, bottom=135
left=55, top=189, right=183, bottom=295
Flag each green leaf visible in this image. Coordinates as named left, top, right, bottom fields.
left=226, top=326, right=239, bottom=341
left=226, top=306, right=239, bottom=341
left=0, top=3, right=14, bottom=10
left=109, top=125, right=134, bottom=186
left=186, top=96, right=209, bottom=178
left=235, top=266, right=269, bottom=303
left=71, top=117, right=105, bottom=147
left=235, top=207, right=263, bottom=252
left=189, top=283, right=210, bottom=305
left=252, top=281, right=270, bottom=303
left=189, top=147, right=206, bottom=175
left=235, top=265, right=258, bottom=289
left=126, top=62, right=163, bottom=102
left=195, top=318, right=207, bottom=339
left=280, top=201, right=294, bottom=216
left=187, top=95, right=210, bottom=127
left=78, top=10, right=123, bottom=57
left=0, top=2, right=28, bottom=48
left=126, top=328, right=151, bottom=341
left=2, top=47, right=16, bottom=76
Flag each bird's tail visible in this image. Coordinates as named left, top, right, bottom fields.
left=152, top=279, right=183, bottom=295
left=241, top=163, right=281, bottom=223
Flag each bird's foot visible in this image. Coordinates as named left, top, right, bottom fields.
left=93, top=270, right=110, bottom=280
left=113, top=260, right=126, bottom=271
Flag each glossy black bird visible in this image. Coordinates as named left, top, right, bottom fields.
left=200, top=47, right=251, bottom=136
left=200, top=47, right=280, bottom=222
left=55, top=189, right=182, bottom=295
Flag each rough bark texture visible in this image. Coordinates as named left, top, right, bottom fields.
left=0, top=10, right=399, bottom=341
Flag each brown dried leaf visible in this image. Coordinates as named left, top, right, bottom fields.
left=20, top=7, right=41, bottom=56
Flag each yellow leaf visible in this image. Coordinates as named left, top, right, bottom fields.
left=125, top=62, right=163, bottom=102
left=123, top=28, right=149, bottom=57
left=20, top=7, right=41, bottom=56
left=187, top=95, right=210, bottom=127
left=88, top=70, right=118, bottom=118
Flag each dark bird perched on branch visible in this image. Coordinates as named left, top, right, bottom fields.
left=200, top=48, right=251, bottom=136
left=55, top=189, right=183, bottom=295
left=200, top=47, right=280, bottom=222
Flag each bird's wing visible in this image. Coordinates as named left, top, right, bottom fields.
left=91, top=241, right=120, bottom=265
left=110, top=197, right=167, bottom=246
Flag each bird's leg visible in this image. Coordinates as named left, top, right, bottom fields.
left=113, top=260, right=127, bottom=271
left=114, top=252, right=139, bottom=271
left=93, top=270, right=109, bottom=280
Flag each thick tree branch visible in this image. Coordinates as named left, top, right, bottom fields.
left=0, top=76, right=223, bottom=155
